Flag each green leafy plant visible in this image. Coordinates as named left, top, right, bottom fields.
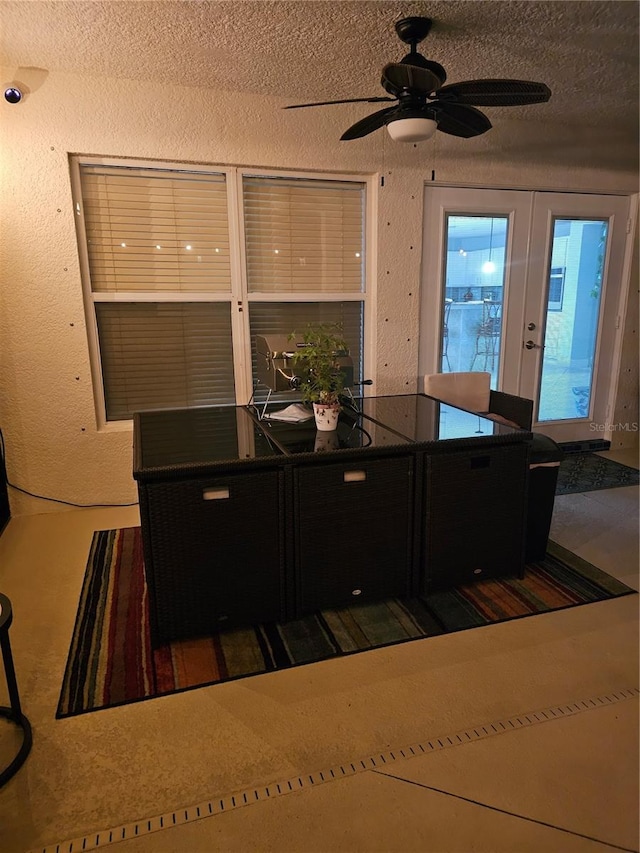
left=590, top=223, right=608, bottom=299
left=289, top=323, right=348, bottom=406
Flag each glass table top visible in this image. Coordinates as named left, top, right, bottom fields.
left=134, top=395, right=523, bottom=472
left=355, top=394, right=517, bottom=442
left=252, top=406, right=411, bottom=456
left=135, top=405, right=276, bottom=469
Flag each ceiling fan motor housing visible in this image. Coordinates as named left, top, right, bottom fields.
left=400, top=54, right=447, bottom=86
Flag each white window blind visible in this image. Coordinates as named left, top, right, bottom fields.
left=81, top=165, right=231, bottom=293
left=243, top=176, right=365, bottom=293
left=96, top=303, right=235, bottom=421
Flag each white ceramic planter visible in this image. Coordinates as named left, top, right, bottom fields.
left=313, top=431, right=340, bottom=452
left=313, top=402, right=340, bottom=431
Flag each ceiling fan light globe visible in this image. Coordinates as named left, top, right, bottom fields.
left=386, top=117, right=437, bottom=143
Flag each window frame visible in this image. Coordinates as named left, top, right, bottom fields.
left=547, top=266, right=566, bottom=311
left=70, top=156, right=377, bottom=430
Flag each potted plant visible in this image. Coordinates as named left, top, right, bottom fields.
left=289, top=322, right=349, bottom=431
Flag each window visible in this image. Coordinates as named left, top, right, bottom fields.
left=547, top=266, right=565, bottom=311
left=72, top=160, right=370, bottom=423
left=241, top=175, right=366, bottom=403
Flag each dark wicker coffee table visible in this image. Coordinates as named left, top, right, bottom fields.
left=134, top=396, right=531, bottom=645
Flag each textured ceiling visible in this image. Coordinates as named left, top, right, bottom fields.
left=1, top=1, right=638, bottom=137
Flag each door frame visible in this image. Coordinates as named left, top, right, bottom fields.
left=419, top=185, right=637, bottom=443
left=419, top=186, right=532, bottom=396
left=522, top=192, right=634, bottom=441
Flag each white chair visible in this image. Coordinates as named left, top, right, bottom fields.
left=423, top=371, right=491, bottom=413
left=423, top=372, right=533, bottom=430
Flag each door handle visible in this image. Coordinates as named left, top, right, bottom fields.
left=524, top=340, right=541, bottom=350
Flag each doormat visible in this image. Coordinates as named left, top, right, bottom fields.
left=556, top=452, right=639, bottom=495
left=57, top=527, right=635, bottom=718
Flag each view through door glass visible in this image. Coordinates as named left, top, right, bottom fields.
left=441, top=214, right=508, bottom=388
left=538, top=218, right=608, bottom=422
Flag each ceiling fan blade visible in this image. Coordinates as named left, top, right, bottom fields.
left=284, top=96, right=395, bottom=110
left=341, top=106, right=399, bottom=140
left=437, top=79, right=552, bottom=107
left=432, top=102, right=492, bottom=138
left=381, top=63, right=441, bottom=96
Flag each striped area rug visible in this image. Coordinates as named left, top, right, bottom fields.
left=57, top=528, right=634, bottom=718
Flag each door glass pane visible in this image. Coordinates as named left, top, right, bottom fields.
left=538, top=219, right=608, bottom=421
left=442, top=215, right=508, bottom=388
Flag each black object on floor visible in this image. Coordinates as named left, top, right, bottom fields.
left=558, top=439, right=611, bottom=454
left=556, top=452, right=640, bottom=496
left=0, top=593, right=32, bottom=787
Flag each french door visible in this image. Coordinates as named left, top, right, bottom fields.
left=419, top=186, right=633, bottom=442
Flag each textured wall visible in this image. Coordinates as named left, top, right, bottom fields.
left=0, top=68, right=637, bottom=514
left=612, top=234, right=640, bottom=450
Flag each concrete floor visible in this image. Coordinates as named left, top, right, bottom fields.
left=0, top=449, right=638, bottom=853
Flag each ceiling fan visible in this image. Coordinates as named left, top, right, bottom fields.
left=284, top=16, right=551, bottom=143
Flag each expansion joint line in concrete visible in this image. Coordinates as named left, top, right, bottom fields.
left=372, top=771, right=638, bottom=853
left=31, top=687, right=639, bottom=853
